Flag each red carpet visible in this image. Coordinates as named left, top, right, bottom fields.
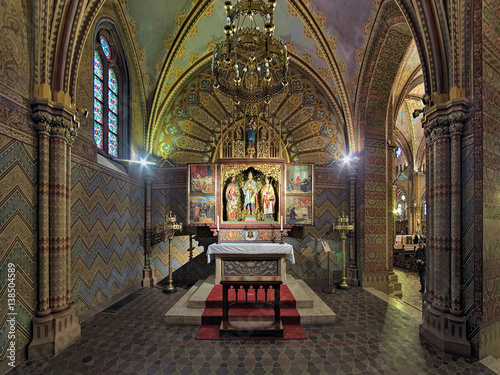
left=195, top=285, right=307, bottom=340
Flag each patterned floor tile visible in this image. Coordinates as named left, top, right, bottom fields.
left=7, top=279, right=497, bottom=375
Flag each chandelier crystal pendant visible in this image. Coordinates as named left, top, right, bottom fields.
left=212, top=0, right=289, bottom=105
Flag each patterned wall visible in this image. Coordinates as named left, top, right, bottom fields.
left=0, top=126, right=37, bottom=361
left=479, top=0, right=500, bottom=358
left=149, top=166, right=349, bottom=284
left=151, top=167, right=214, bottom=283
left=70, top=157, right=144, bottom=318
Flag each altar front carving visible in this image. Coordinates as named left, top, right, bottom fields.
left=207, top=243, right=295, bottom=285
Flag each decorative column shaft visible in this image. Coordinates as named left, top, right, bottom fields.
left=347, top=162, right=359, bottom=286
left=450, top=117, right=465, bottom=315
left=33, top=114, right=51, bottom=316
left=431, top=119, right=451, bottom=311
left=142, top=171, right=157, bottom=286
left=49, top=124, right=69, bottom=311
left=419, top=100, right=471, bottom=358
left=425, top=136, right=435, bottom=304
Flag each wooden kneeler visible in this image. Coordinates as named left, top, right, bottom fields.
left=220, top=276, right=283, bottom=337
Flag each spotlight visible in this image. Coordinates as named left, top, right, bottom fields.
left=412, top=109, right=423, bottom=118
left=421, top=94, right=431, bottom=106
left=73, top=107, right=89, bottom=122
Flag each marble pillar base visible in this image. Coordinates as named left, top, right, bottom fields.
left=28, top=303, right=81, bottom=360
left=420, top=304, right=471, bottom=358
left=142, top=268, right=157, bottom=287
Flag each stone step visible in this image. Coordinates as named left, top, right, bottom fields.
left=188, top=274, right=215, bottom=309
left=164, top=274, right=336, bottom=327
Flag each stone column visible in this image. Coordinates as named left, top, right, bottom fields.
left=449, top=114, right=466, bottom=315
left=431, top=117, right=452, bottom=311
left=29, top=105, right=81, bottom=359
left=424, top=134, right=434, bottom=304
left=346, top=162, right=359, bottom=286
left=33, top=113, right=51, bottom=316
left=419, top=101, right=470, bottom=358
left=49, top=120, right=69, bottom=312
left=142, top=170, right=157, bottom=286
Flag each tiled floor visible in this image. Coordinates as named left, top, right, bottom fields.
left=9, top=275, right=497, bottom=375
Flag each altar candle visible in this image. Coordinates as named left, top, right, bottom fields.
left=217, top=215, right=220, bottom=231
left=280, top=215, right=283, bottom=231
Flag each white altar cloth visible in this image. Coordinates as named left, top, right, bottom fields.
left=207, top=243, right=295, bottom=264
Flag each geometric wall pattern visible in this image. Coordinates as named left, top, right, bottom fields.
left=478, top=2, right=500, bottom=358
left=70, top=160, right=145, bottom=317
left=0, top=134, right=37, bottom=361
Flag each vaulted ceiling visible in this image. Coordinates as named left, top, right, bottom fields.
left=117, top=0, right=424, bottom=166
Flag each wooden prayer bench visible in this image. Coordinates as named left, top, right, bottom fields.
left=220, top=276, right=283, bottom=337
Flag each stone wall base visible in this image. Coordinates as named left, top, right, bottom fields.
left=347, top=266, right=360, bottom=287
left=142, top=267, right=157, bottom=287
left=28, top=303, right=81, bottom=360
left=420, top=304, right=471, bottom=358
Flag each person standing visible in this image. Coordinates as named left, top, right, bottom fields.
left=415, top=240, right=426, bottom=293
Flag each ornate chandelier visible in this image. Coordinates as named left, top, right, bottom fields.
left=212, top=0, right=289, bottom=106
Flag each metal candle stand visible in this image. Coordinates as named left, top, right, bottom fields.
left=158, top=211, right=183, bottom=293
left=334, top=212, right=354, bottom=290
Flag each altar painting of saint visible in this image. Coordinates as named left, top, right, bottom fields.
left=243, top=172, right=258, bottom=215
left=225, top=176, right=239, bottom=221
left=188, top=195, right=216, bottom=224
left=286, top=196, right=313, bottom=225
left=189, top=165, right=215, bottom=194
left=260, top=176, right=276, bottom=220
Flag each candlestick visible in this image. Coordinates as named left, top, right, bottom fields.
left=280, top=215, right=283, bottom=231
left=217, top=215, right=220, bottom=231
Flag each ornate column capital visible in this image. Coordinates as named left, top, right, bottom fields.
left=31, top=99, right=79, bottom=143
left=31, top=112, right=52, bottom=135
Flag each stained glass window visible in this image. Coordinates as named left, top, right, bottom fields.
left=108, top=132, right=118, bottom=157
left=108, top=92, right=118, bottom=113
left=94, top=76, right=103, bottom=100
left=94, top=122, right=103, bottom=150
left=94, top=31, right=125, bottom=158
left=109, top=68, right=117, bottom=93
left=100, top=35, right=111, bottom=60
left=94, top=101, right=103, bottom=123
left=109, top=112, right=117, bottom=133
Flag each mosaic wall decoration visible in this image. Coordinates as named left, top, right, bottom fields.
left=153, top=65, right=346, bottom=167
left=0, top=132, right=37, bottom=362
left=70, top=161, right=144, bottom=317
left=478, top=2, right=500, bottom=357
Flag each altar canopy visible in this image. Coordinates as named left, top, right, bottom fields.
left=207, top=243, right=295, bottom=264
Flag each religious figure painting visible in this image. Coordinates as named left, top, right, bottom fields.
left=286, top=195, right=313, bottom=225
left=188, top=195, right=216, bottom=225
left=221, top=165, right=280, bottom=223
left=225, top=176, right=239, bottom=221
left=260, top=176, right=276, bottom=220
left=243, top=171, right=258, bottom=216
left=286, top=165, right=313, bottom=194
left=189, top=165, right=216, bottom=194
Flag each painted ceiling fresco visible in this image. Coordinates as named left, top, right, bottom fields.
left=119, top=0, right=423, bottom=164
